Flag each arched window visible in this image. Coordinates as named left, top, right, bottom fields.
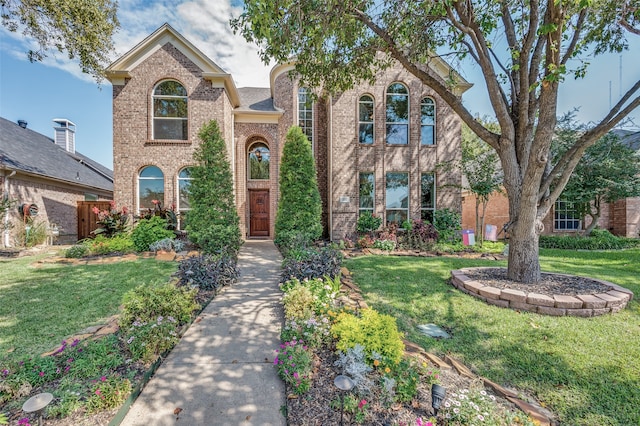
left=248, top=142, right=270, bottom=180
left=138, top=166, right=164, bottom=212
left=177, top=167, right=193, bottom=229
left=358, top=95, right=374, bottom=144
left=386, top=83, right=409, bottom=145
left=153, top=80, right=188, bottom=140
left=298, top=87, right=313, bottom=148
left=420, top=98, right=435, bottom=145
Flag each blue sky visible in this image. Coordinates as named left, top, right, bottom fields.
left=1, top=0, right=639, bottom=169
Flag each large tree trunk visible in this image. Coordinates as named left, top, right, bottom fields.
left=507, top=215, right=542, bottom=283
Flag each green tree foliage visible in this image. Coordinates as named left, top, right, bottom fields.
left=275, top=126, right=322, bottom=249
left=233, top=0, right=640, bottom=283
left=554, top=115, right=640, bottom=235
left=1, top=0, right=119, bottom=81
left=461, top=121, right=503, bottom=245
left=186, top=120, right=241, bottom=255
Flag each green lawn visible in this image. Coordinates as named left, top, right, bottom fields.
left=345, top=249, right=640, bottom=426
left=0, top=254, right=177, bottom=360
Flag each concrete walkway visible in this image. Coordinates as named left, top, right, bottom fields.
left=120, top=241, right=285, bottom=426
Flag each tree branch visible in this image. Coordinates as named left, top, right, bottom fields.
left=561, top=9, right=588, bottom=65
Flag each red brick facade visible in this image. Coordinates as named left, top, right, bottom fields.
left=107, top=25, right=466, bottom=241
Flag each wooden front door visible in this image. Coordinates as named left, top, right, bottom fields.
left=249, top=190, right=270, bottom=237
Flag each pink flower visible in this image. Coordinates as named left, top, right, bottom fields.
left=39, top=371, right=44, bottom=377
left=358, top=399, right=367, bottom=409
left=95, top=389, right=101, bottom=395
left=92, top=207, right=100, bottom=215
left=100, top=376, right=107, bottom=382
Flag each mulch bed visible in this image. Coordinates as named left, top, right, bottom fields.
left=462, top=268, right=612, bottom=296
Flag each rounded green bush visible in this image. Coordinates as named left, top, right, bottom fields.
left=131, top=216, right=175, bottom=252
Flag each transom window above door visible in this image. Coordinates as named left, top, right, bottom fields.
left=153, top=80, right=188, bottom=140
left=248, top=142, right=270, bottom=180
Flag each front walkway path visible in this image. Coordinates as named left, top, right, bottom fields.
left=120, top=241, right=285, bottom=426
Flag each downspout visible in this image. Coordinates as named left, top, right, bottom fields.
left=328, top=96, right=334, bottom=241
left=3, top=170, right=16, bottom=247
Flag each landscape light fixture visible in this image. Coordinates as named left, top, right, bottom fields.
left=431, top=384, right=446, bottom=415
left=22, top=392, right=53, bottom=426
left=334, top=374, right=355, bottom=426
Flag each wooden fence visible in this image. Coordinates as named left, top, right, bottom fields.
left=77, top=201, right=112, bottom=240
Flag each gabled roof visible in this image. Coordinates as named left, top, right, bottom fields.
left=105, top=23, right=241, bottom=107
left=0, top=117, right=113, bottom=192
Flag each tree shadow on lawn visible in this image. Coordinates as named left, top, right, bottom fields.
left=346, top=255, right=640, bottom=425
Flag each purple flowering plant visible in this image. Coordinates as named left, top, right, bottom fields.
left=273, top=339, right=312, bottom=395
left=125, top=315, right=180, bottom=364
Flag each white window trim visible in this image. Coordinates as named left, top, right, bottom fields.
left=420, top=97, right=436, bottom=145
left=358, top=94, right=375, bottom=145
left=152, top=80, right=188, bottom=140
left=385, top=82, right=409, bottom=145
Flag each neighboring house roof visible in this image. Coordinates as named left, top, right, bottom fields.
left=0, top=117, right=113, bottom=192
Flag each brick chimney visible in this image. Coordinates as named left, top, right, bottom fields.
left=53, top=118, right=76, bottom=153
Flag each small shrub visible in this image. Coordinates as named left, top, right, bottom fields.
left=405, top=219, right=438, bottom=250
left=357, top=211, right=382, bottom=234
left=119, top=283, right=199, bottom=330
left=280, top=276, right=340, bottom=314
left=131, top=216, right=175, bottom=252
left=282, top=285, right=315, bottom=321
left=333, top=344, right=373, bottom=394
left=539, top=231, right=640, bottom=250
left=176, top=254, right=239, bottom=291
left=280, top=246, right=342, bottom=282
left=274, top=340, right=312, bottom=395
left=373, top=239, right=396, bottom=251
left=85, top=376, right=132, bottom=413
left=331, top=309, right=404, bottom=365
left=330, top=394, right=370, bottom=424
left=386, top=357, right=421, bottom=403
left=86, top=234, right=135, bottom=255
left=433, top=208, right=461, bottom=243
left=441, top=388, right=505, bottom=425
left=149, top=237, right=185, bottom=253
left=125, top=315, right=180, bottom=364
left=64, top=244, right=89, bottom=258
left=14, top=220, right=47, bottom=247
left=280, top=315, right=331, bottom=349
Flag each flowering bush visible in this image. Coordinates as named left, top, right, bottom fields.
left=125, top=316, right=180, bottom=364
left=442, top=388, right=502, bottom=425
left=373, top=239, right=396, bottom=251
left=280, top=276, right=339, bottom=315
left=85, top=376, right=132, bottom=413
left=280, top=315, right=331, bottom=349
left=273, top=340, right=312, bottom=395
left=92, top=201, right=131, bottom=237
left=330, top=394, right=369, bottom=424
left=138, top=200, right=178, bottom=230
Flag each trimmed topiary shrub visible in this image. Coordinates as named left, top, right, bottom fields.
left=275, top=126, right=322, bottom=250
left=539, top=230, right=640, bottom=250
left=131, top=216, right=174, bottom=252
left=186, top=120, right=241, bottom=256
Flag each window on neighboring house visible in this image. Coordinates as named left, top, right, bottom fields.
left=153, top=80, right=188, bottom=140
left=358, top=95, right=374, bottom=144
left=386, top=172, right=409, bottom=224
left=359, top=172, right=375, bottom=216
left=554, top=200, right=582, bottom=231
left=386, top=83, right=409, bottom=145
left=248, top=142, right=270, bottom=180
left=298, top=87, right=313, bottom=149
left=420, top=173, right=436, bottom=223
left=138, top=166, right=164, bottom=213
left=177, top=167, right=193, bottom=230
left=420, top=97, right=435, bottom=145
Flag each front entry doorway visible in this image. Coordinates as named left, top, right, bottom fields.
left=249, top=190, right=270, bottom=237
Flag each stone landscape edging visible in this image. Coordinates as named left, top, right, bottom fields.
left=450, top=267, right=634, bottom=317
left=338, top=267, right=555, bottom=425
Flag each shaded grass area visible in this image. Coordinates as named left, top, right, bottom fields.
left=0, top=254, right=177, bottom=360
left=344, top=249, right=640, bottom=426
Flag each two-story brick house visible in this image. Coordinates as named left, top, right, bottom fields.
left=106, top=24, right=471, bottom=241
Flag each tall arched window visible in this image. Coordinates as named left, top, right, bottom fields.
left=138, top=166, right=164, bottom=212
left=153, top=80, right=188, bottom=140
left=177, top=167, right=193, bottom=229
left=298, top=87, right=313, bottom=148
left=358, top=95, right=374, bottom=144
left=248, top=142, right=270, bottom=180
left=420, top=97, right=436, bottom=145
left=386, top=83, right=409, bottom=145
